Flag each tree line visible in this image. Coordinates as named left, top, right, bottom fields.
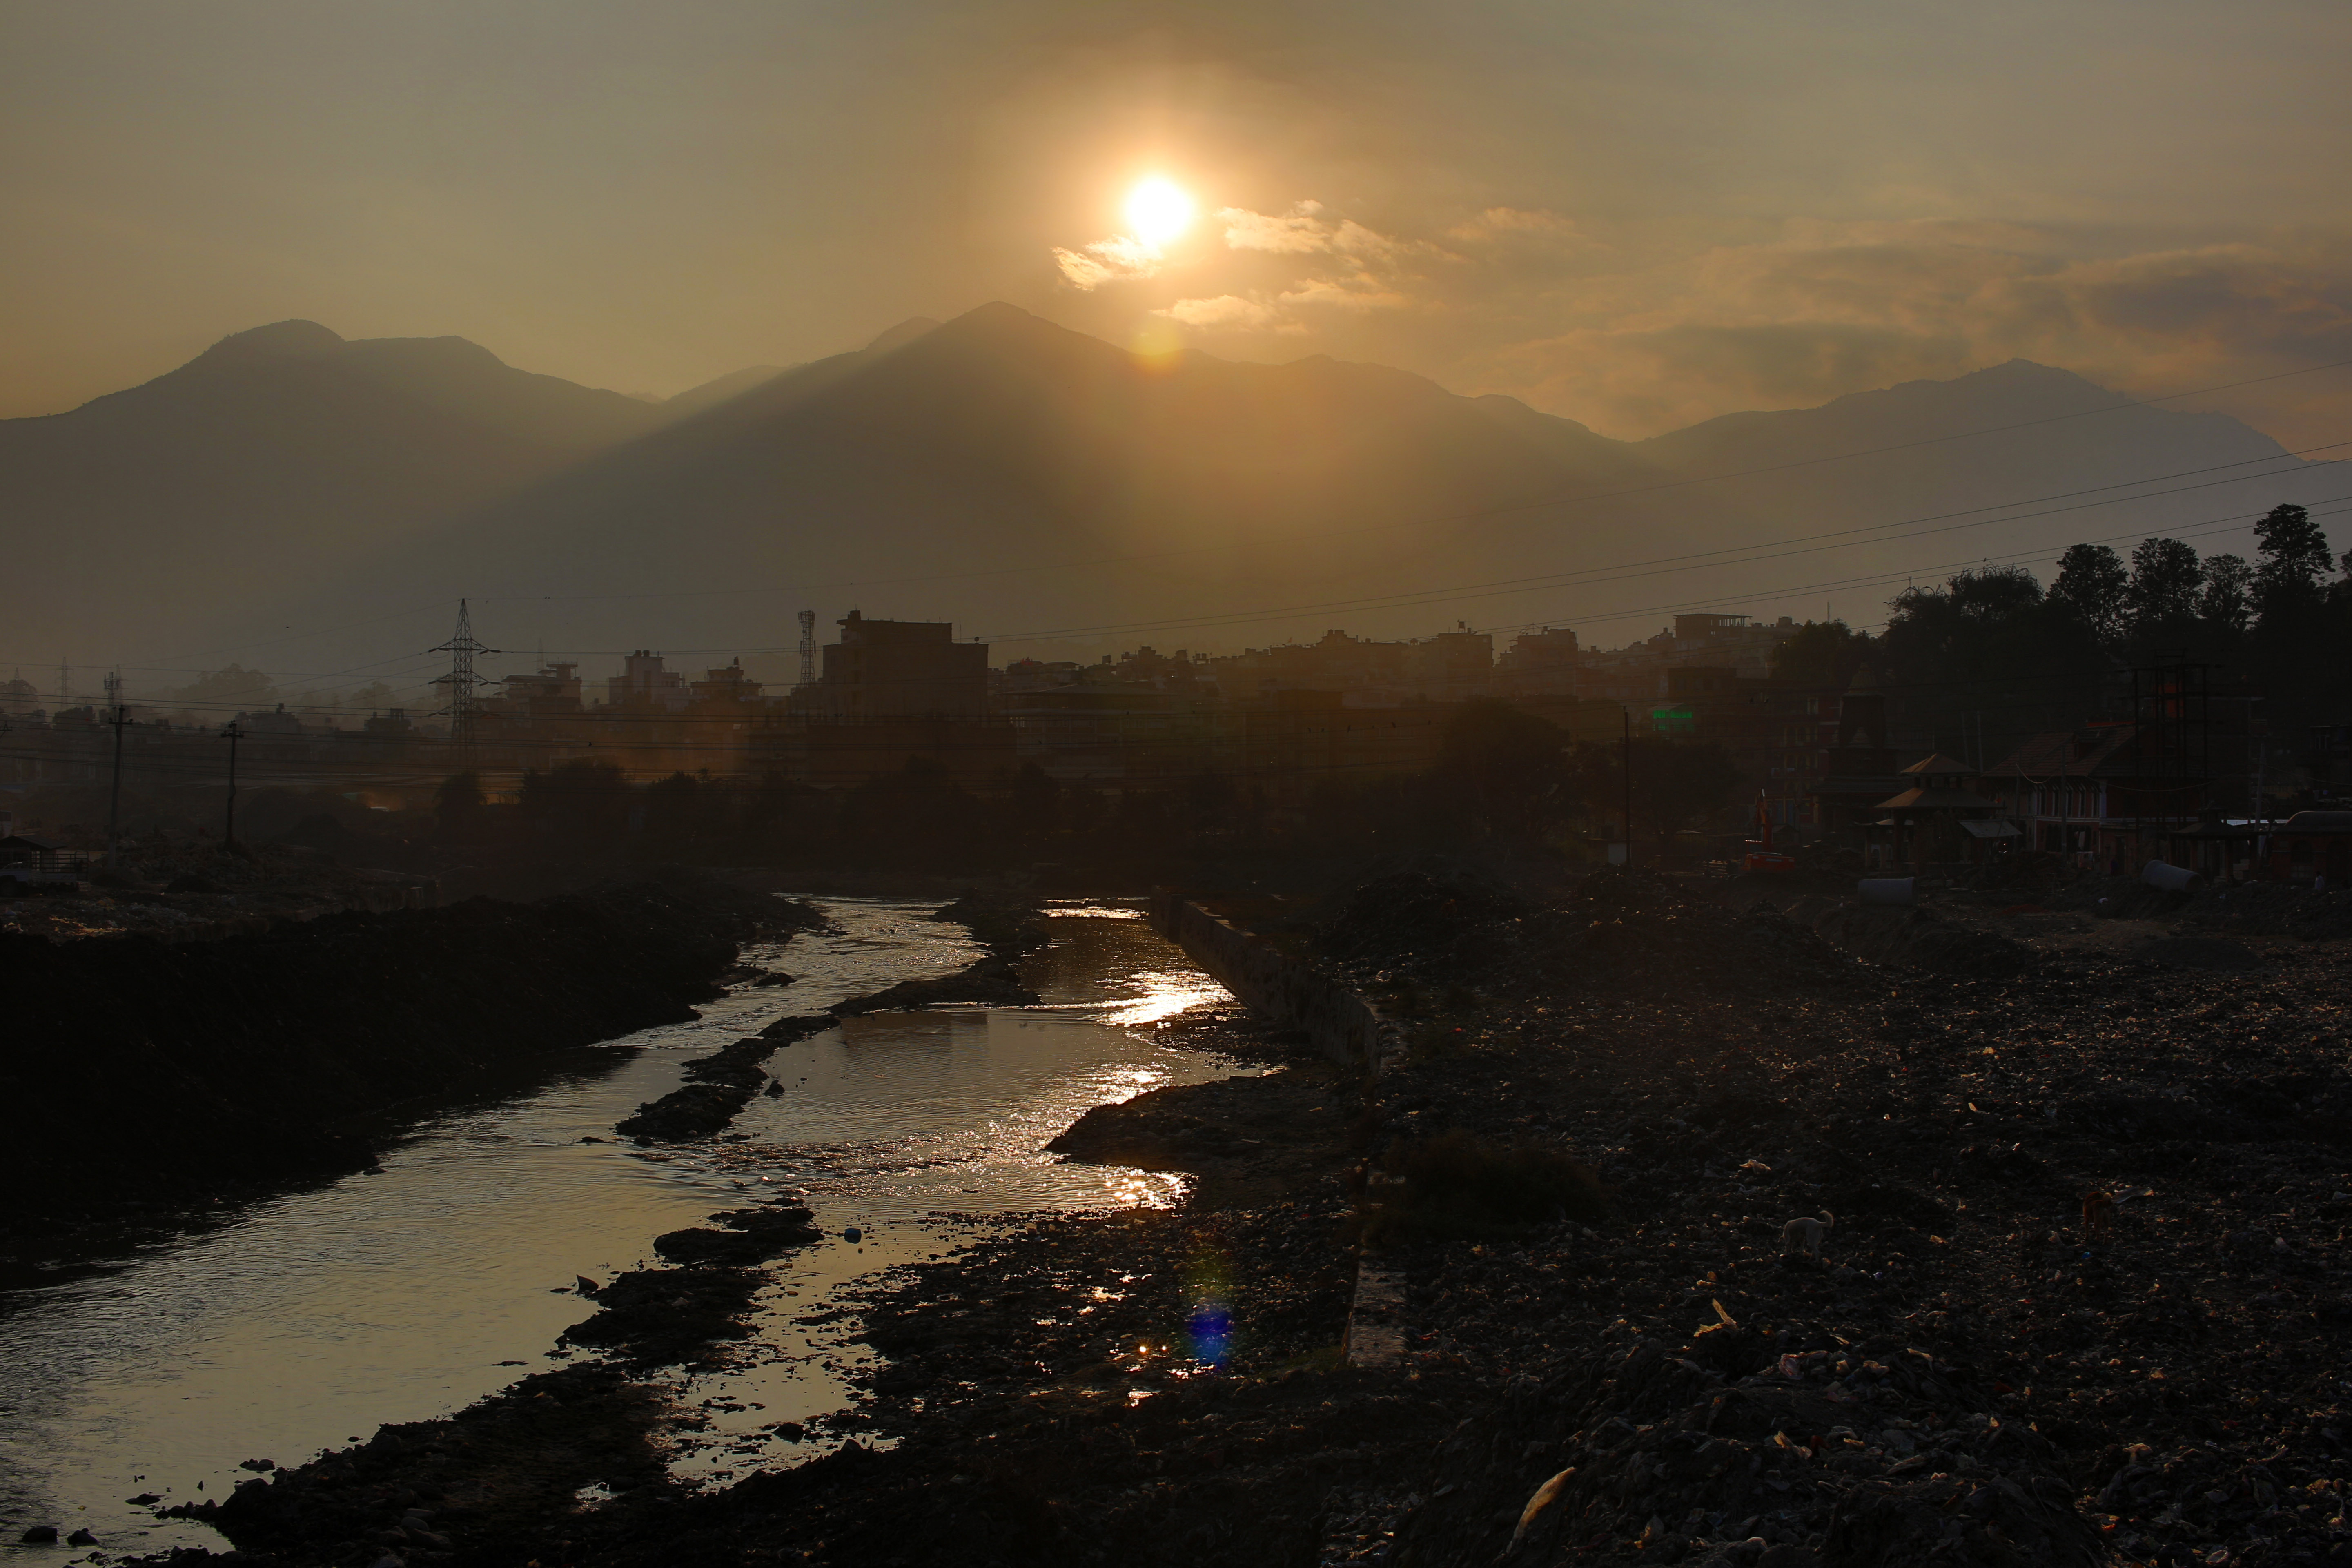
left=1772, top=502, right=2351, bottom=768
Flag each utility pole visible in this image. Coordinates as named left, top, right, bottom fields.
left=220, top=720, right=244, bottom=848
left=103, top=671, right=128, bottom=867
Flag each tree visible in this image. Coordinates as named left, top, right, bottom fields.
left=169, top=663, right=276, bottom=710
left=434, top=771, right=486, bottom=843
left=643, top=770, right=701, bottom=851
left=519, top=757, right=629, bottom=842
left=1432, top=699, right=1570, bottom=839
left=1567, top=736, right=1742, bottom=853
left=1770, top=620, right=1872, bottom=689
left=2196, top=553, right=2254, bottom=636
left=2253, top=503, right=2334, bottom=622
left=2049, top=544, right=2128, bottom=644
left=1012, top=762, right=1062, bottom=840
left=2124, top=537, right=2203, bottom=642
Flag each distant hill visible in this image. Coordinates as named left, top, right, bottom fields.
left=0, top=320, right=666, bottom=663
left=2, top=307, right=2333, bottom=675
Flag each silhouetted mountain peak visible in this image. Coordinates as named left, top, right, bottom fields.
left=189, top=318, right=345, bottom=369
left=864, top=317, right=942, bottom=354
left=664, top=364, right=793, bottom=417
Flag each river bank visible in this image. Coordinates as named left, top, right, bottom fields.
left=0, top=869, right=821, bottom=1292
left=88, top=868, right=2352, bottom=1568
left=7, top=895, right=1259, bottom=1562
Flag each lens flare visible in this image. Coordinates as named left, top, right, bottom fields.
left=1183, top=1245, right=1234, bottom=1368
left=1124, top=178, right=1195, bottom=247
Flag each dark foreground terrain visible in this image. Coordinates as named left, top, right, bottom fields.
left=109, top=869, right=2352, bottom=1568
left=0, top=869, right=821, bottom=1289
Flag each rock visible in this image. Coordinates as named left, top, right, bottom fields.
left=65, top=1528, right=98, bottom=1546
left=653, top=1206, right=822, bottom=1265
left=19, top=1525, right=58, bottom=1543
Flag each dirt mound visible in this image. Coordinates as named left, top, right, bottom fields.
left=1491, top=870, right=1863, bottom=997
left=1318, top=871, right=1528, bottom=974
left=1810, top=901, right=2032, bottom=978
left=2180, top=881, right=2352, bottom=939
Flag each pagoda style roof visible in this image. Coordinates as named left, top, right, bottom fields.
left=1877, top=786, right=1997, bottom=811
left=1900, top=753, right=1978, bottom=776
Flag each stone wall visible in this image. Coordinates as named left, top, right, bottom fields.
left=1149, top=891, right=1393, bottom=1073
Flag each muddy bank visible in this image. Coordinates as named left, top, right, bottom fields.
left=0, top=871, right=822, bottom=1278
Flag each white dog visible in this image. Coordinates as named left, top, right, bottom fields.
left=1781, top=1214, right=1835, bottom=1256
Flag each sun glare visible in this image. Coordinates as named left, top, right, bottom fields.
left=1123, top=178, right=1194, bottom=247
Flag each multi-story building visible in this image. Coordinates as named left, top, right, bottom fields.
left=791, top=611, right=988, bottom=719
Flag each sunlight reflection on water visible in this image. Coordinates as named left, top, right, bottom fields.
left=0, top=898, right=1241, bottom=1546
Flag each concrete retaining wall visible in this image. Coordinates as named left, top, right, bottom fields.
left=1149, top=891, right=1394, bottom=1073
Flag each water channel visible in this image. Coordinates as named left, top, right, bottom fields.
left=0, top=898, right=1247, bottom=1556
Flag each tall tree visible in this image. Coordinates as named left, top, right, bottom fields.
left=2196, top=553, right=2254, bottom=637
left=2049, top=543, right=2128, bottom=645
left=2253, top=503, right=2334, bottom=623
left=2124, top=537, right=2204, bottom=643
left=1770, top=620, right=1872, bottom=689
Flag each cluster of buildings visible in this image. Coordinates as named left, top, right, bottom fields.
left=5, top=608, right=2345, bottom=883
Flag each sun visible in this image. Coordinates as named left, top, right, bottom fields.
left=1123, top=177, right=1195, bottom=247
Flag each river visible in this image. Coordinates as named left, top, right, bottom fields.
left=0, top=898, right=1247, bottom=1555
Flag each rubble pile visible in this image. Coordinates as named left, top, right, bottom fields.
left=1327, top=871, right=2352, bottom=1567
left=1806, top=900, right=2033, bottom=978
left=1388, top=1326, right=2105, bottom=1567
left=1324, top=868, right=1861, bottom=1003
left=1321, top=872, right=1532, bottom=975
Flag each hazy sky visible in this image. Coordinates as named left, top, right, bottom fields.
left=6, top=0, right=2352, bottom=442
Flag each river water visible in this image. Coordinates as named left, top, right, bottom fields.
left=0, top=898, right=1246, bottom=1556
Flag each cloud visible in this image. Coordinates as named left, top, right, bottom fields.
left=1158, top=293, right=1284, bottom=327
left=1445, top=207, right=1595, bottom=250
left=1219, top=201, right=1329, bottom=254
left=1216, top=203, right=1414, bottom=263
left=1052, top=234, right=1164, bottom=290
left=1072, top=193, right=2352, bottom=446
left=1278, top=276, right=1408, bottom=312
left=1451, top=222, right=2352, bottom=439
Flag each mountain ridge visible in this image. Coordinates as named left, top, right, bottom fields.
left=2, top=305, right=2332, bottom=673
